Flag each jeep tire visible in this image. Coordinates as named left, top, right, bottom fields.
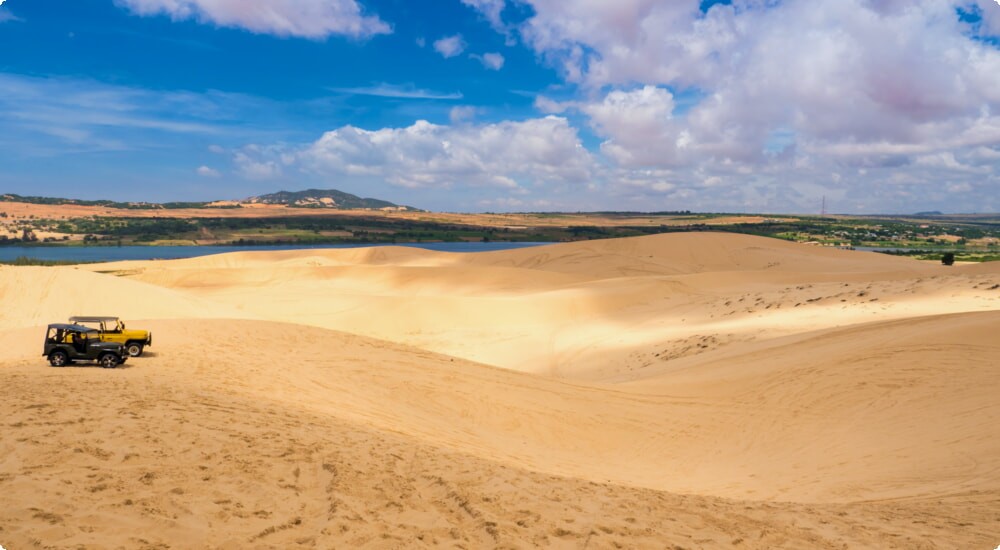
left=99, top=353, right=120, bottom=369
left=49, top=350, right=69, bottom=367
left=126, top=342, right=144, bottom=357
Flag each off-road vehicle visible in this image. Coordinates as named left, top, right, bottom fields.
left=43, top=324, right=128, bottom=368
left=68, top=316, right=152, bottom=357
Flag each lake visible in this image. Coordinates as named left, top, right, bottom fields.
left=0, top=242, right=553, bottom=263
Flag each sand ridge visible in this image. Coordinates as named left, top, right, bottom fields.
left=5, top=326, right=992, bottom=548
left=0, top=265, right=244, bottom=331
left=82, top=233, right=999, bottom=378
left=2, top=232, right=999, bottom=548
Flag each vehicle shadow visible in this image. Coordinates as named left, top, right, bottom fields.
left=55, top=362, right=136, bottom=370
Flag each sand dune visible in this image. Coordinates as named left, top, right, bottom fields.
left=88, top=233, right=999, bottom=378
left=0, top=265, right=241, bottom=331
left=3, top=232, right=999, bottom=548
left=463, top=232, right=940, bottom=277
left=2, top=318, right=997, bottom=548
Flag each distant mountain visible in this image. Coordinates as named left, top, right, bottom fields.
left=0, top=193, right=214, bottom=210
left=1, top=189, right=418, bottom=211
left=246, top=189, right=418, bottom=211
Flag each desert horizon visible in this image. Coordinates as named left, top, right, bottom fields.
left=1, top=231, right=998, bottom=548
left=4, top=0, right=1000, bottom=546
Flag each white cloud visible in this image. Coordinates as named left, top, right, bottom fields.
left=294, top=117, right=596, bottom=189
left=115, top=0, right=390, bottom=39
left=43, top=0, right=995, bottom=213
left=460, top=0, right=518, bottom=45
left=330, top=83, right=462, bottom=100
left=433, top=34, right=466, bottom=58
left=196, top=165, right=221, bottom=177
left=234, top=155, right=282, bottom=180
left=976, top=0, right=1000, bottom=35
left=460, top=0, right=505, bottom=29
left=467, top=0, right=1000, bottom=212
left=449, top=106, right=477, bottom=124
left=516, top=1, right=1000, bottom=154
left=534, top=95, right=571, bottom=114
left=0, top=2, right=22, bottom=23
left=581, top=86, right=682, bottom=168
left=969, top=145, right=1000, bottom=162
left=233, top=145, right=294, bottom=180
left=472, top=52, right=505, bottom=70
left=0, top=73, right=252, bottom=157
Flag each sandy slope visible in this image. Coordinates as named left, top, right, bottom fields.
left=89, top=233, right=1000, bottom=378
left=2, top=319, right=997, bottom=549
left=0, top=265, right=242, bottom=330
left=2, top=232, right=999, bottom=548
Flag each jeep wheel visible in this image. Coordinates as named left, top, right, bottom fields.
left=99, top=353, right=120, bottom=369
left=126, top=343, right=144, bottom=357
left=49, top=350, right=69, bottom=367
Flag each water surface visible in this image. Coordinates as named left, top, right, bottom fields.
left=0, top=242, right=552, bottom=263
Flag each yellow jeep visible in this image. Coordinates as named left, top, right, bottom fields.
left=68, top=316, right=152, bottom=357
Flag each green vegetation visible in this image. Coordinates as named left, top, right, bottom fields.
left=251, top=188, right=417, bottom=210
left=0, top=205, right=998, bottom=262
left=0, top=256, right=95, bottom=266
left=0, top=188, right=412, bottom=211
left=0, top=193, right=214, bottom=210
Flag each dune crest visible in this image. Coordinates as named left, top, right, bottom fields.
left=85, top=232, right=999, bottom=378
left=0, top=266, right=241, bottom=331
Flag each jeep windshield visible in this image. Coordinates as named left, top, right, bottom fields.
left=69, top=316, right=119, bottom=331
left=46, top=324, right=99, bottom=343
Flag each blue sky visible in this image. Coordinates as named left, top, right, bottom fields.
left=1, top=0, right=999, bottom=213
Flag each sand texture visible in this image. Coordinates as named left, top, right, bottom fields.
left=1, top=232, right=998, bottom=548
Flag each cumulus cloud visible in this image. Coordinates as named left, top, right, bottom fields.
left=520, top=1, right=1000, bottom=151
left=196, top=165, right=221, bottom=177
left=975, top=0, right=1000, bottom=35
left=115, top=0, right=390, bottom=39
left=433, top=34, right=466, bottom=58
left=460, top=0, right=1000, bottom=212
left=581, top=86, right=682, bottom=167
left=294, top=117, right=595, bottom=189
left=472, top=52, right=505, bottom=70
left=175, top=0, right=999, bottom=212
left=460, top=0, right=506, bottom=29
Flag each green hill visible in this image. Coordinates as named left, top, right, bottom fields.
left=247, top=188, right=417, bottom=210
left=0, top=188, right=417, bottom=211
